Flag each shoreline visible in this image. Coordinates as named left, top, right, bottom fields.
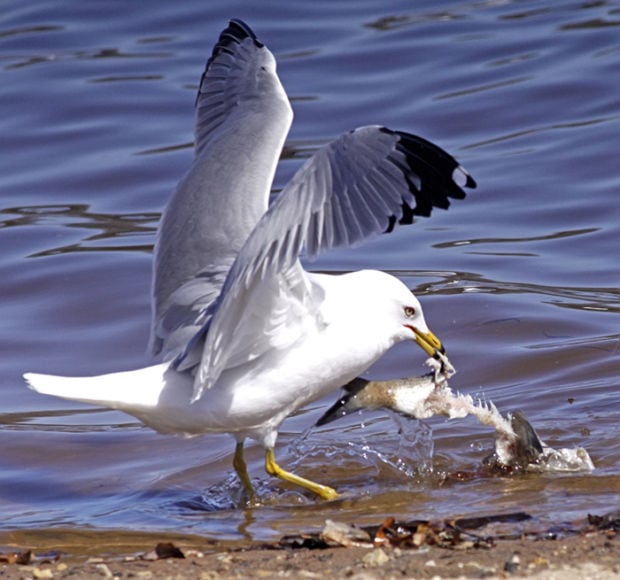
left=2, top=512, right=617, bottom=579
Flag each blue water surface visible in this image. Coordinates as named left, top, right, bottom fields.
left=1, top=0, right=618, bottom=544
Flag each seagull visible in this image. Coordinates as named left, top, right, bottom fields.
left=24, top=19, right=476, bottom=501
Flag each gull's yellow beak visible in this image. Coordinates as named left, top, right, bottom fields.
left=412, top=327, right=445, bottom=357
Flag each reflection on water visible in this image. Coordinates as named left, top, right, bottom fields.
left=1, top=205, right=158, bottom=255
left=402, top=270, right=620, bottom=316
left=467, top=116, right=619, bottom=149
left=0, top=0, right=618, bottom=548
left=0, top=407, right=111, bottom=433
left=434, top=227, right=599, bottom=248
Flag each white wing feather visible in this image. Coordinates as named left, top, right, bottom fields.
left=182, top=124, right=475, bottom=400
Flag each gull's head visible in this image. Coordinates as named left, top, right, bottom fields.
left=400, top=296, right=445, bottom=358
left=352, top=270, right=445, bottom=358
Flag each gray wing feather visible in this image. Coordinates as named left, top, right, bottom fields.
left=184, top=125, right=475, bottom=400
left=149, top=20, right=292, bottom=358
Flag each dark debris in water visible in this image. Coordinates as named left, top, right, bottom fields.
left=588, top=511, right=620, bottom=532
left=0, top=550, right=60, bottom=565
left=141, top=541, right=187, bottom=560
left=277, top=510, right=618, bottom=552
left=0, top=551, right=33, bottom=565
left=280, top=511, right=532, bottom=552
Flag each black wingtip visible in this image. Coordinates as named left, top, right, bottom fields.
left=211, top=19, right=262, bottom=59
left=197, top=20, right=263, bottom=107
left=453, top=165, right=477, bottom=190
left=225, top=19, right=263, bottom=48
left=380, top=127, right=476, bottom=225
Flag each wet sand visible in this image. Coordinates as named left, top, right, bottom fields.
left=2, top=513, right=617, bottom=579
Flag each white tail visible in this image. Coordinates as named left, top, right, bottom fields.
left=24, top=363, right=171, bottom=410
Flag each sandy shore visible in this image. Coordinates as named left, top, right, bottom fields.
left=2, top=512, right=618, bottom=579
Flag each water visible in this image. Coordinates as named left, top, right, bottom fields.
left=1, top=0, right=619, bottom=550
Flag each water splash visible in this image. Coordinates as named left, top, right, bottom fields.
left=315, top=355, right=594, bottom=474
left=386, top=412, right=434, bottom=476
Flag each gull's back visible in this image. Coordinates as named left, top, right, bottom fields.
left=150, top=20, right=293, bottom=359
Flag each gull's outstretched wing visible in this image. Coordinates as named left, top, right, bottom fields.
left=150, top=19, right=293, bottom=358
left=180, top=125, right=476, bottom=400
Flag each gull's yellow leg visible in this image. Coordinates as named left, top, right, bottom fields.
left=233, top=441, right=256, bottom=501
left=265, top=447, right=339, bottom=500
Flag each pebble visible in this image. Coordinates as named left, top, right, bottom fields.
left=95, top=562, right=114, bottom=578
left=32, top=568, right=54, bottom=579
left=348, top=572, right=381, bottom=580
left=216, top=553, right=233, bottom=564
left=361, top=548, right=390, bottom=567
left=504, top=552, right=521, bottom=573
left=531, top=555, right=550, bottom=568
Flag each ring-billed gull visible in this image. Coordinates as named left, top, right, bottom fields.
left=24, top=19, right=476, bottom=501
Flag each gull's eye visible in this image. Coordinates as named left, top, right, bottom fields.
left=404, top=306, right=416, bottom=318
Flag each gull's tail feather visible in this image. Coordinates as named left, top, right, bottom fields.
left=24, top=364, right=171, bottom=410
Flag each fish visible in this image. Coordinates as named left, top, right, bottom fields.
left=316, top=354, right=594, bottom=472
left=483, top=410, right=544, bottom=471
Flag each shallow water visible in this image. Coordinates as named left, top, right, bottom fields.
left=1, top=0, right=619, bottom=549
